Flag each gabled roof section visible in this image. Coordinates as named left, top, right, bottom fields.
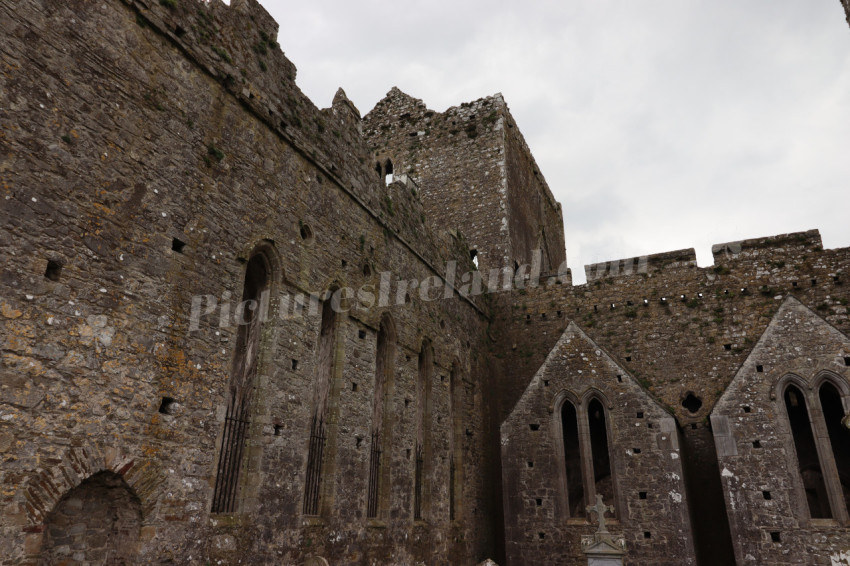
left=713, top=296, right=850, bottom=415
left=502, top=321, right=673, bottom=428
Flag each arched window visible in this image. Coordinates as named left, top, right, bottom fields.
left=304, top=292, right=339, bottom=517
left=588, top=398, right=615, bottom=512
left=367, top=316, right=396, bottom=519
left=784, top=384, right=831, bottom=518
left=384, top=159, right=394, bottom=185
left=414, top=339, right=433, bottom=520
left=212, top=252, right=270, bottom=513
left=561, top=399, right=585, bottom=517
left=556, top=393, right=618, bottom=518
left=819, top=382, right=850, bottom=514
left=449, top=361, right=464, bottom=521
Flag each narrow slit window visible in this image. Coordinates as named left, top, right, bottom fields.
left=212, top=252, right=270, bottom=513
left=819, top=382, right=850, bottom=515
left=561, top=400, right=585, bottom=517
left=588, top=399, right=615, bottom=514
left=784, top=385, right=832, bottom=518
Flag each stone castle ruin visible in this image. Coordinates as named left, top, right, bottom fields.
left=2, top=0, right=850, bottom=564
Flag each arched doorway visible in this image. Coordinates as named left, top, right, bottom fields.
left=39, top=471, right=141, bottom=565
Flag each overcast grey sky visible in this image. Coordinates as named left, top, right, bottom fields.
left=258, top=0, right=850, bottom=284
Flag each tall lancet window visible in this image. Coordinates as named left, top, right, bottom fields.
left=449, top=362, right=464, bottom=522
left=784, top=384, right=831, bottom=518
left=304, top=294, right=338, bottom=516
left=367, top=316, right=396, bottom=519
left=212, top=253, right=270, bottom=513
left=414, top=340, right=433, bottom=520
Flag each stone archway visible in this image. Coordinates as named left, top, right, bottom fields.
left=38, top=471, right=141, bottom=566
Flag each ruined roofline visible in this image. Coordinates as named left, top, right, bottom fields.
left=364, top=87, right=561, bottom=212
left=582, top=229, right=828, bottom=284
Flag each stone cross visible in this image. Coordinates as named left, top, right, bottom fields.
left=586, top=494, right=615, bottom=534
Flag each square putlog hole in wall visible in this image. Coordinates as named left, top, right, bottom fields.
left=171, top=238, right=186, bottom=253
left=158, top=396, right=176, bottom=415
left=770, top=532, right=781, bottom=543
left=639, top=491, right=647, bottom=500
left=44, top=259, right=62, bottom=281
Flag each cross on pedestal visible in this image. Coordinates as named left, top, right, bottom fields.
left=586, top=494, right=615, bottom=534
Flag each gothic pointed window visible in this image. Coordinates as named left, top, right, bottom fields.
left=784, top=384, right=832, bottom=518
left=367, top=316, right=396, bottom=519
left=212, top=252, right=270, bottom=513
left=414, top=340, right=433, bottom=520
left=561, top=399, right=585, bottom=517
left=304, top=292, right=338, bottom=516
left=819, top=382, right=850, bottom=515
left=557, top=394, right=617, bottom=518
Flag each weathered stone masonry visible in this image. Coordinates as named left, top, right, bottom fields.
left=2, top=1, right=850, bottom=565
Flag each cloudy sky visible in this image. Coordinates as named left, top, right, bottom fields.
left=258, top=0, right=850, bottom=284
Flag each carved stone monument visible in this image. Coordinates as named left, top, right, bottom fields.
left=581, top=495, right=626, bottom=566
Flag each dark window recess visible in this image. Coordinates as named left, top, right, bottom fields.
left=784, top=385, right=832, bottom=518
left=535, top=498, right=542, bottom=506
left=588, top=399, right=615, bottom=514
left=274, top=424, right=283, bottom=436
left=617, top=375, right=623, bottom=383
left=633, top=448, right=642, bottom=454
left=356, top=436, right=363, bottom=447
left=844, top=356, right=850, bottom=367
left=213, top=253, right=270, bottom=513
left=543, top=380, right=550, bottom=387
left=404, top=398, right=411, bottom=407
left=691, top=423, right=698, bottom=430
left=644, top=532, right=652, bottom=539
left=562, top=400, right=585, bottom=517
left=625, top=356, right=632, bottom=362
left=833, top=275, right=841, bottom=283
left=44, top=260, right=62, bottom=281
left=538, top=532, right=545, bottom=540
left=358, top=330, right=366, bottom=339
left=682, top=393, right=703, bottom=414
left=724, top=344, right=732, bottom=351
left=174, top=25, right=186, bottom=37
left=341, top=259, right=347, bottom=267
left=291, top=359, right=298, bottom=370
left=637, top=412, right=644, bottom=418
left=763, top=491, right=772, bottom=500
left=811, top=279, right=817, bottom=286
left=743, top=406, right=751, bottom=413
left=819, top=382, right=850, bottom=515
left=529, top=423, right=540, bottom=431
left=158, top=397, right=176, bottom=415
left=756, top=365, right=764, bottom=373
left=770, top=532, right=781, bottom=543
left=300, top=224, right=313, bottom=241
left=527, top=461, right=534, bottom=468
left=557, top=311, right=562, bottom=318
left=639, top=491, right=647, bottom=500
left=351, top=382, right=358, bottom=392
left=753, top=440, right=762, bottom=448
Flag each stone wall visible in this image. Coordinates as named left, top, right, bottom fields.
left=0, top=1, right=498, bottom=563
left=363, top=88, right=566, bottom=277
left=711, top=298, right=850, bottom=565
left=501, top=324, right=695, bottom=566
left=492, top=230, right=850, bottom=565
